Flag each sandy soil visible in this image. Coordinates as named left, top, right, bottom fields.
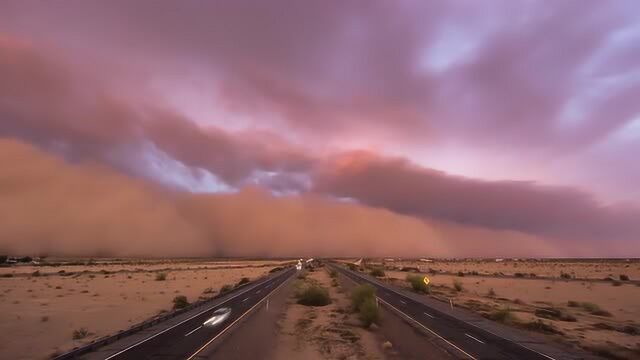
left=0, top=262, right=278, bottom=360
left=272, top=268, right=386, bottom=360
left=382, top=269, right=640, bottom=359
left=0, top=259, right=291, bottom=277
left=374, top=259, right=640, bottom=281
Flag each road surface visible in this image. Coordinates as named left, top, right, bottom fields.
left=100, top=268, right=295, bottom=360
left=330, top=264, right=586, bottom=360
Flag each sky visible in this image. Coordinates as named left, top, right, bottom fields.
left=0, top=1, right=639, bottom=257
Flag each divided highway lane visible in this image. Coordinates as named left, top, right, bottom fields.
left=104, top=267, right=296, bottom=360
left=331, top=264, right=561, bottom=360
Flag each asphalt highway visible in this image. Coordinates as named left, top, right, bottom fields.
left=331, top=264, right=567, bottom=360
left=103, top=267, right=295, bottom=360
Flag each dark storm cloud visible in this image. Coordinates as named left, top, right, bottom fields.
left=0, top=36, right=315, bottom=187
left=313, top=151, right=640, bottom=248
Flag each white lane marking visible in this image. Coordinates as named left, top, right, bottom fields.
left=184, top=326, right=202, bottom=337
left=400, top=300, right=406, bottom=305
left=104, top=269, right=292, bottom=360
left=380, top=298, right=476, bottom=359
left=465, top=333, right=485, bottom=344
left=256, top=290, right=261, bottom=294
left=186, top=273, right=293, bottom=359
left=334, top=266, right=476, bottom=360
left=424, top=312, right=435, bottom=318
left=334, top=265, right=558, bottom=360
left=242, top=297, right=249, bottom=302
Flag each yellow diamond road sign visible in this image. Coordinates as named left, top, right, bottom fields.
left=423, top=276, right=430, bottom=286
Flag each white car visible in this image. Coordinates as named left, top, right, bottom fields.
left=203, top=307, right=231, bottom=327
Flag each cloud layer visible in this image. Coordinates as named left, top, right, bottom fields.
left=2, top=138, right=566, bottom=257
left=0, top=2, right=639, bottom=256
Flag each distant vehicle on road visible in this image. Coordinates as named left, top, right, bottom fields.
left=203, top=307, right=231, bottom=327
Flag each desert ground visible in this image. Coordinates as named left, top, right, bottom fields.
left=272, top=267, right=386, bottom=359
left=358, top=259, right=640, bottom=359
left=0, top=259, right=291, bottom=360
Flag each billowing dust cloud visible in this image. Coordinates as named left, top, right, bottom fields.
left=0, top=139, right=563, bottom=257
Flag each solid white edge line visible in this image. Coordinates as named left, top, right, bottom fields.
left=185, top=326, right=203, bottom=337
left=335, top=266, right=476, bottom=360
left=185, top=270, right=293, bottom=360
left=104, top=269, right=292, bottom=360
left=465, top=333, right=485, bottom=344
left=424, top=312, right=435, bottom=318
left=337, top=265, right=558, bottom=360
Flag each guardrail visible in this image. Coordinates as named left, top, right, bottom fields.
left=52, top=268, right=289, bottom=360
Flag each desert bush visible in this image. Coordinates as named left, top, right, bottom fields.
left=172, top=295, right=189, bottom=309
left=591, top=309, right=613, bottom=317
left=619, top=274, right=630, bottom=281
left=369, top=268, right=385, bottom=277
left=237, top=277, right=250, bottom=286
left=514, top=272, right=525, bottom=278
left=32, top=270, right=41, bottom=277
left=580, top=302, right=601, bottom=312
left=72, top=328, right=88, bottom=340
left=534, top=307, right=577, bottom=322
left=329, top=269, right=338, bottom=278
left=220, top=284, right=233, bottom=294
left=567, top=300, right=580, bottom=307
left=347, top=263, right=358, bottom=271
left=560, top=272, right=572, bottom=279
left=453, top=280, right=464, bottom=292
left=487, top=288, right=496, bottom=297
left=524, top=320, right=562, bottom=334
left=457, top=271, right=465, bottom=277
left=0, top=255, right=6, bottom=263
left=487, top=308, right=516, bottom=324
left=406, top=274, right=429, bottom=293
left=578, top=302, right=612, bottom=317
left=269, top=266, right=284, bottom=273
left=593, top=322, right=616, bottom=330
left=351, top=284, right=376, bottom=310
left=620, top=325, right=639, bottom=335
left=155, top=272, right=167, bottom=281
left=297, top=285, right=331, bottom=306
left=1, top=273, right=13, bottom=278
left=41, top=316, right=49, bottom=322
left=350, top=284, right=380, bottom=326
left=358, top=297, right=380, bottom=326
